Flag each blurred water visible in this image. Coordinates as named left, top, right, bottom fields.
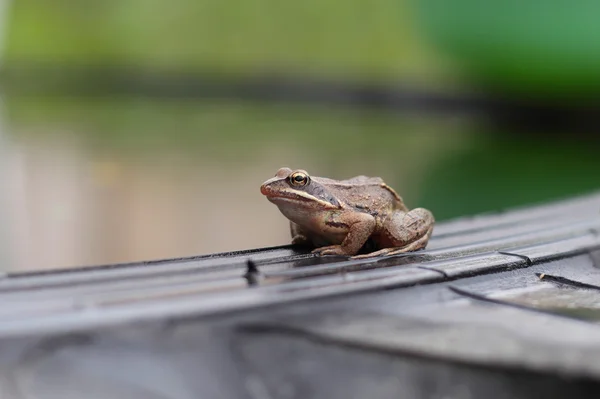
left=0, top=95, right=598, bottom=272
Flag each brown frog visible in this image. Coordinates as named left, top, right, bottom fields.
left=260, top=167, right=434, bottom=258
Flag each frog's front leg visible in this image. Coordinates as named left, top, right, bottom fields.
left=354, top=208, right=434, bottom=259
left=312, top=213, right=376, bottom=257
left=290, top=221, right=311, bottom=245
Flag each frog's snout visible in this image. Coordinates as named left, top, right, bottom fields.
left=260, top=183, right=269, bottom=196
left=260, top=176, right=281, bottom=196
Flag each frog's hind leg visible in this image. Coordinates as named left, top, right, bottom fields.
left=386, top=207, right=434, bottom=249
left=352, top=208, right=434, bottom=259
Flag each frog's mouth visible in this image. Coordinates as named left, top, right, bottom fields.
left=262, top=189, right=314, bottom=205
left=261, top=183, right=313, bottom=202
left=261, top=186, right=339, bottom=210
left=268, top=197, right=311, bottom=207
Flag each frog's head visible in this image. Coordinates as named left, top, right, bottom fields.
left=260, top=167, right=340, bottom=211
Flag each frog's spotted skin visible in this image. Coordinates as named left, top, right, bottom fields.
left=260, top=167, right=435, bottom=258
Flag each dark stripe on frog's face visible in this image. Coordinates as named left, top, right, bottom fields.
left=302, top=180, right=341, bottom=208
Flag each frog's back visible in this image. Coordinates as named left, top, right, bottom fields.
left=314, top=175, right=383, bottom=187
left=340, top=175, right=384, bottom=185
left=312, top=175, right=406, bottom=211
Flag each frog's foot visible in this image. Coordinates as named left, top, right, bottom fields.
left=312, top=245, right=352, bottom=257
left=351, top=233, right=431, bottom=259
left=350, top=248, right=396, bottom=259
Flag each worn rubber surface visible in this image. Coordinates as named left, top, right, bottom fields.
left=1, top=192, right=600, bottom=398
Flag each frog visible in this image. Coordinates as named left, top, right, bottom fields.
left=260, top=167, right=434, bottom=258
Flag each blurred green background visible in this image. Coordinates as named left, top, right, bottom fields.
left=0, top=0, right=599, bottom=271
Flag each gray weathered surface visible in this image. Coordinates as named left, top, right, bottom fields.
left=1, top=191, right=600, bottom=398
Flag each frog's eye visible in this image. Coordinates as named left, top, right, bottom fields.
left=289, top=172, right=309, bottom=187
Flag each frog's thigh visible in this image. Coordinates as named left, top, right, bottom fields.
left=383, top=208, right=434, bottom=247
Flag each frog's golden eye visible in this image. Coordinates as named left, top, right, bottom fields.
left=289, top=172, right=309, bottom=187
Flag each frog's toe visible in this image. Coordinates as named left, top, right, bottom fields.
left=351, top=248, right=397, bottom=259
left=382, top=235, right=430, bottom=256
left=312, top=245, right=350, bottom=257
